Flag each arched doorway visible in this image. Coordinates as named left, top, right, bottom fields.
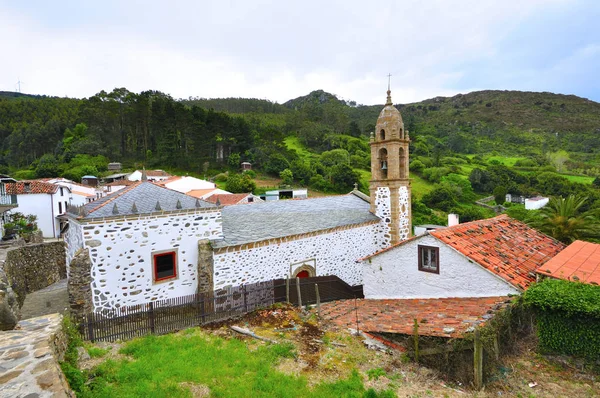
left=295, top=270, right=310, bottom=278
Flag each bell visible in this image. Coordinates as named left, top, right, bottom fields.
left=381, top=160, right=388, bottom=170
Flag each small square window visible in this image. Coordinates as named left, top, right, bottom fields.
left=418, top=245, right=439, bottom=274
left=153, top=251, right=177, bottom=282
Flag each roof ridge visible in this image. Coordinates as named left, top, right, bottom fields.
left=87, top=181, right=142, bottom=214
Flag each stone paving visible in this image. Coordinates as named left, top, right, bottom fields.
left=0, top=314, right=74, bottom=397
left=20, top=280, right=68, bottom=321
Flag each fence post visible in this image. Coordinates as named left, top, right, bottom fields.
left=474, top=328, right=483, bottom=390
left=296, top=277, right=302, bottom=308
left=315, top=284, right=321, bottom=318
left=87, top=314, right=95, bottom=343
left=286, top=278, right=290, bottom=303
left=149, top=302, right=155, bottom=334
left=243, top=284, right=247, bottom=312
left=413, top=318, right=419, bottom=363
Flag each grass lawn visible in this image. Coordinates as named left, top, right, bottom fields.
left=561, top=174, right=594, bottom=184
left=77, top=327, right=393, bottom=398
left=284, top=135, right=318, bottom=161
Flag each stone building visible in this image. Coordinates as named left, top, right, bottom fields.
left=65, top=88, right=411, bottom=315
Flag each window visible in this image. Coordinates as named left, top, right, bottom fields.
left=60, top=187, right=64, bottom=196
left=247, top=197, right=254, bottom=203
left=418, top=245, right=439, bottom=274
left=58, top=202, right=62, bottom=214
left=153, top=251, right=177, bottom=282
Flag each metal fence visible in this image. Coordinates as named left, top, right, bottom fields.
left=80, top=276, right=362, bottom=342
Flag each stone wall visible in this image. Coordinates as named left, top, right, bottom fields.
left=4, top=241, right=67, bottom=307
left=213, top=221, right=386, bottom=289
left=74, top=208, right=222, bottom=313
left=68, top=249, right=93, bottom=321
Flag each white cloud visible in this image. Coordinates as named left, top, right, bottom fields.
left=0, top=0, right=592, bottom=104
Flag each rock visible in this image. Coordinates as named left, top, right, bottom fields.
left=443, top=327, right=455, bottom=334
left=77, top=346, right=90, bottom=361
left=0, top=267, right=20, bottom=330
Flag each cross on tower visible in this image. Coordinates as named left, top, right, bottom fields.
left=387, top=73, right=392, bottom=91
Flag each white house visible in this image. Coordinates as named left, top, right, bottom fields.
left=128, top=169, right=171, bottom=182
left=362, top=215, right=565, bottom=300
left=525, top=196, right=549, bottom=210
left=43, top=178, right=103, bottom=205
left=5, top=181, right=72, bottom=238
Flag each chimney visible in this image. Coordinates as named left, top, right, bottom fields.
left=448, top=213, right=459, bottom=227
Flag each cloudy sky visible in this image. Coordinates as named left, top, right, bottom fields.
left=1, top=0, right=598, bottom=105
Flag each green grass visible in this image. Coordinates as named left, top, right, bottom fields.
left=80, top=330, right=394, bottom=398
left=561, top=174, right=594, bottom=184
left=485, top=156, right=525, bottom=167
left=284, top=135, right=318, bottom=161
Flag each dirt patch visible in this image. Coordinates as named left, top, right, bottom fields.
left=179, top=382, right=210, bottom=397
left=79, top=342, right=126, bottom=371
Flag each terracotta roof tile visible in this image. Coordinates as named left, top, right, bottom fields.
left=105, top=180, right=137, bottom=187
left=137, top=169, right=171, bottom=177
left=537, top=240, right=600, bottom=285
left=430, top=215, right=565, bottom=290
left=186, top=188, right=219, bottom=199
left=322, top=297, right=512, bottom=338
left=205, top=193, right=251, bottom=206
left=5, top=181, right=58, bottom=195
left=154, top=175, right=182, bottom=186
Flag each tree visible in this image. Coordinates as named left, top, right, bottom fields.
left=279, top=169, right=293, bottom=186
left=531, top=195, right=600, bottom=243
left=35, top=154, right=60, bottom=178
left=225, top=173, right=256, bottom=193
left=493, top=186, right=508, bottom=205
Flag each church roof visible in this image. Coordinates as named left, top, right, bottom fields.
left=69, top=182, right=215, bottom=218
left=214, top=192, right=377, bottom=248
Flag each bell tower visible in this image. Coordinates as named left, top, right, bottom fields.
left=369, top=86, right=411, bottom=245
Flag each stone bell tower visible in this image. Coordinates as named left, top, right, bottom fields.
left=369, top=86, right=411, bottom=245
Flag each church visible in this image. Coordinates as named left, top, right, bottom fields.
left=64, top=88, right=412, bottom=315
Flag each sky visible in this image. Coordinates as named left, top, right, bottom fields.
left=1, top=0, right=599, bottom=105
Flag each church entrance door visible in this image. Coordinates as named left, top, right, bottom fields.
left=295, top=270, right=310, bottom=278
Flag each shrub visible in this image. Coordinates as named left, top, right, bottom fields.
left=225, top=173, right=256, bottom=193
left=213, top=172, right=229, bottom=182
left=523, top=279, right=600, bottom=360
left=422, top=167, right=451, bottom=183
left=242, top=170, right=256, bottom=179
left=409, top=159, right=425, bottom=173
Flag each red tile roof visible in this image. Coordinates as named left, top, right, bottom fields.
left=430, top=215, right=565, bottom=290
left=5, top=181, right=58, bottom=195
left=537, top=240, right=600, bottom=285
left=186, top=188, right=219, bottom=199
left=154, top=176, right=182, bottom=186
left=322, top=297, right=512, bottom=338
left=205, top=193, right=250, bottom=206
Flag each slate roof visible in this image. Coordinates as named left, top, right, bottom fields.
left=322, top=296, right=512, bottom=338
left=69, top=182, right=215, bottom=219
left=537, top=240, right=600, bottom=285
left=214, top=193, right=377, bottom=248
left=430, top=215, right=565, bottom=290
left=5, top=181, right=58, bottom=195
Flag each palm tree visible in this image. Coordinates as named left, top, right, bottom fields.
left=532, top=195, right=600, bottom=244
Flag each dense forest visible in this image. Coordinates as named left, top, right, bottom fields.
left=1, top=88, right=600, bottom=209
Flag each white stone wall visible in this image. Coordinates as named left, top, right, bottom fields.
left=398, top=186, right=410, bottom=241
left=374, top=187, right=392, bottom=247
left=363, top=234, right=520, bottom=299
left=80, top=210, right=222, bottom=312
left=213, top=223, right=386, bottom=288
left=65, top=220, right=84, bottom=276
left=10, top=194, right=56, bottom=238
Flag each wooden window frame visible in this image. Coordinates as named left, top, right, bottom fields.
left=153, top=250, right=178, bottom=283
left=418, top=245, right=440, bottom=274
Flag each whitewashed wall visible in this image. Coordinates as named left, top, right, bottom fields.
left=397, top=186, right=410, bottom=241
left=363, top=234, right=520, bottom=299
left=11, top=194, right=57, bottom=238
left=213, top=223, right=387, bottom=288
left=79, top=210, right=222, bottom=312
left=65, top=220, right=84, bottom=276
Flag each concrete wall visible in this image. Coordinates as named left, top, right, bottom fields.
left=73, top=209, right=223, bottom=313
left=363, top=234, right=520, bottom=299
left=213, top=222, right=387, bottom=289
left=4, top=241, right=67, bottom=307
